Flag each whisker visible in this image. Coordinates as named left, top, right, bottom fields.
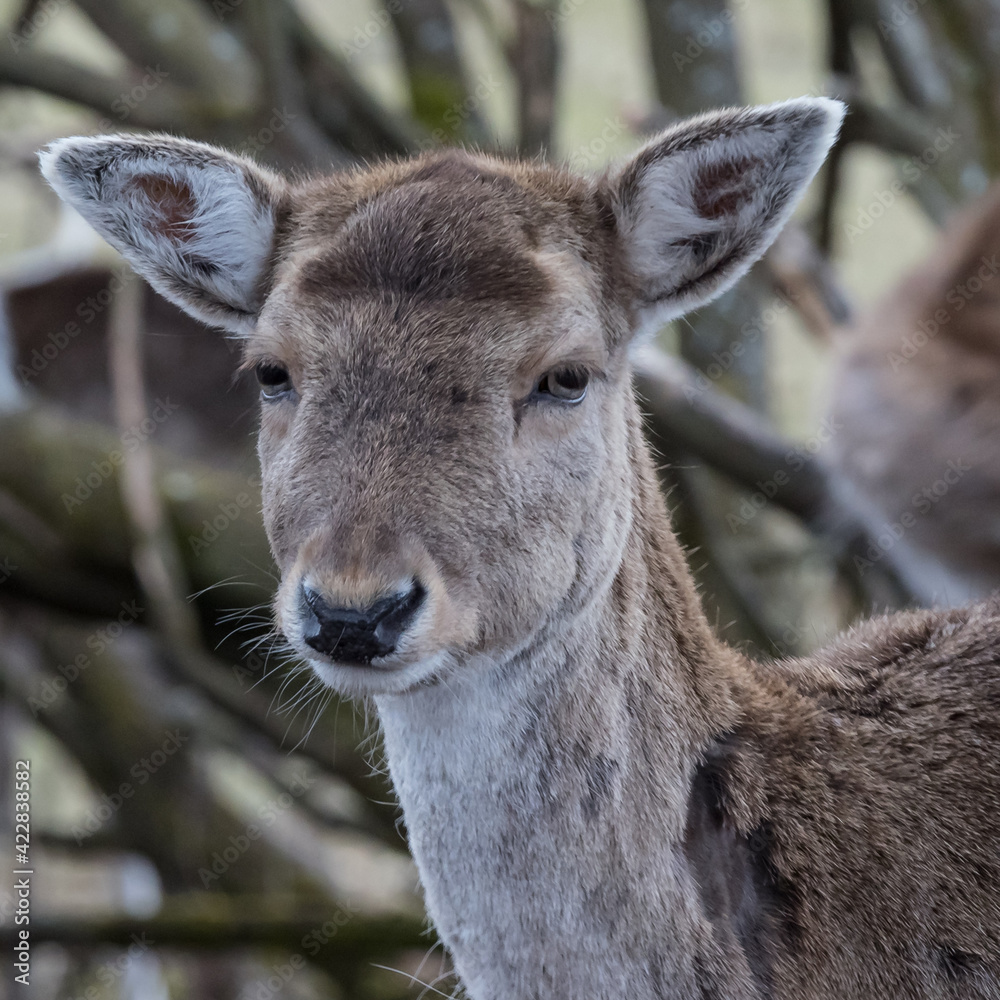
left=291, top=685, right=336, bottom=752
left=236, top=555, right=280, bottom=584
left=248, top=637, right=295, bottom=691
left=369, top=963, right=458, bottom=1000
left=214, top=605, right=272, bottom=624
left=188, top=576, right=268, bottom=601
left=280, top=676, right=326, bottom=744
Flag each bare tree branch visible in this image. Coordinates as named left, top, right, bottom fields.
left=0, top=47, right=195, bottom=130
left=633, top=347, right=827, bottom=517
left=509, top=0, right=559, bottom=154
left=287, top=3, right=425, bottom=156
left=928, top=0, right=1000, bottom=175
left=632, top=345, right=918, bottom=608
left=0, top=906, right=427, bottom=972
left=239, top=0, right=346, bottom=167
left=641, top=0, right=742, bottom=114
left=767, top=225, right=855, bottom=338
left=389, top=0, right=491, bottom=145
left=838, top=86, right=946, bottom=158
left=109, top=269, right=203, bottom=651
left=72, top=0, right=260, bottom=117
left=816, top=0, right=854, bottom=250
left=871, top=0, right=951, bottom=111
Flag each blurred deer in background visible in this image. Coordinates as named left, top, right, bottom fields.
left=827, top=184, right=1000, bottom=605
left=40, top=98, right=1000, bottom=1000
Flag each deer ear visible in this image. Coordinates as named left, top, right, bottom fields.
left=39, top=134, right=286, bottom=335
left=609, top=97, right=844, bottom=333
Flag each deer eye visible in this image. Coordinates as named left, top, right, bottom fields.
left=255, top=361, right=294, bottom=401
left=535, top=367, right=589, bottom=404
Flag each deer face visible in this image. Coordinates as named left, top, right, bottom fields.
left=40, top=98, right=842, bottom=695
left=249, top=168, right=635, bottom=695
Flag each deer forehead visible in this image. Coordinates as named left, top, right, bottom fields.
left=39, top=99, right=845, bottom=368
left=252, top=161, right=614, bottom=385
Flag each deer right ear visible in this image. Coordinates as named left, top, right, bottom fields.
left=39, top=134, right=286, bottom=335
left=608, top=97, right=844, bottom=336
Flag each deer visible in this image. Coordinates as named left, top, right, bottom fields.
left=826, top=182, right=1000, bottom=607
left=39, top=97, right=1000, bottom=1000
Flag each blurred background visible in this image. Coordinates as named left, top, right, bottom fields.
left=0, top=0, right=999, bottom=996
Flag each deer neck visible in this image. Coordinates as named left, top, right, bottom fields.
left=375, top=411, right=745, bottom=1000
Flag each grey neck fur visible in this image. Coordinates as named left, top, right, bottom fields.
left=376, top=510, right=719, bottom=1000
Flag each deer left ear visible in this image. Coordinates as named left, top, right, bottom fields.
left=39, top=134, right=286, bottom=335
left=608, top=97, right=845, bottom=334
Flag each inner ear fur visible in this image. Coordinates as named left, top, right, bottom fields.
left=39, top=133, right=287, bottom=335
left=607, top=97, right=845, bottom=333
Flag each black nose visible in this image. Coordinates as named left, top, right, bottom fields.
left=300, top=580, right=426, bottom=664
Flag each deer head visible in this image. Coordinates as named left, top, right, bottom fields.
left=40, top=98, right=843, bottom=698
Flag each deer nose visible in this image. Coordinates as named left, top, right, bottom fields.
left=300, top=580, right=426, bottom=664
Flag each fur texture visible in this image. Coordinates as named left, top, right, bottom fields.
left=827, top=182, right=1000, bottom=605
left=38, top=134, right=284, bottom=333
left=40, top=99, right=1000, bottom=1000
left=613, top=97, right=844, bottom=334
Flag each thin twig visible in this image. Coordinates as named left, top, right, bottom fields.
left=0, top=48, right=194, bottom=130
left=509, top=0, right=559, bottom=155
left=241, top=0, right=343, bottom=167
left=632, top=345, right=918, bottom=608
left=72, top=0, right=259, bottom=116
left=766, top=225, right=855, bottom=338
left=108, top=269, right=202, bottom=651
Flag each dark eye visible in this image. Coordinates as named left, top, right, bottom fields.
left=255, top=361, right=294, bottom=401
left=535, top=367, right=589, bottom=404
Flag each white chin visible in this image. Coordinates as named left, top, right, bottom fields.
left=304, top=651, right=446, bottom=697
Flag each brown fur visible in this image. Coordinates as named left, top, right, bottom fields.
left=250, top=153, right=1000, bottom=997
left=829, top=184, right=1000, bottom=602
left=39, top=106, right=1000, bottom=998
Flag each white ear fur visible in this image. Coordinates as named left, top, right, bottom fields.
left=610, top=97, right=845, bottom=335
left=38, top=134, right=285, bottom=335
